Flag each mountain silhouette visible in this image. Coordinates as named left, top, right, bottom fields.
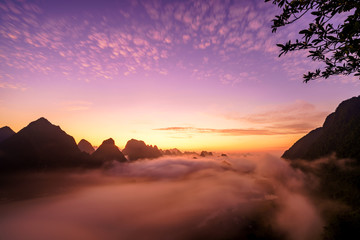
left=91, top=138, right=127, bottom=163
left=78, top=139, right=95, bottom=154
left=200, top=151, right=213, bottom=157
left=122, top=139, right=162, bottom=161
left=0, top=126, right=15, bottom=143
left=0, top=117, right=95, bottom=171
left=282, top=96, right=360, bottom=160
left=163, top=148, right=182, bottom=155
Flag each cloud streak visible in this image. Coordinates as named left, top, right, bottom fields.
left=154, top=126, right=308, bottom=136
left=154, top=100, right=329, bottom=137
left=61, top=100, right=93, bottom=111
left=214, top=100, right=330, bottom=135
left=0, top=81, right=26, bottom=91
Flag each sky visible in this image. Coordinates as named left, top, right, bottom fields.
left=0, top=0, right=359, bottom=152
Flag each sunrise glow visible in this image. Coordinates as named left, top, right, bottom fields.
left=1, top=1, right=360, bottom=239
left=1, top=0, right=358, bottom=152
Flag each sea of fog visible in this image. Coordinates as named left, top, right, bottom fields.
left=0, top=154, right=325, bottom=240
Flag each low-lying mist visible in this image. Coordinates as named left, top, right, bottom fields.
left=0, top=154, right=326, bottom=240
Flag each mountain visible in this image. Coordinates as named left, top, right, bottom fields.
left=282, top=96, right=360, bottom=160
left=0, top=117, right=94, bottom=170
left=163, top=148, right=182, bottom=155
left=200, top=151, right=213, bottom=157
left=0, top=126, right=15, bottom=143
left=78, top=139, right=95, bottom=154
left=91, top=138, right=127, bottom=163
left=282, top=96, right=360, bottom=239
left=122, top=139, right=162, bottom=161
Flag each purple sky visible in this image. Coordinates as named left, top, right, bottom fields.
left=0, top=0, right=359, bottom=151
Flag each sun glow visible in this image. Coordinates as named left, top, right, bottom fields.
left=0, top=0, right=356, bottom=152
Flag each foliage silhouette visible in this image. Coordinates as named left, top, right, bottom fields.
left=265, top=0, right=360, bottom=82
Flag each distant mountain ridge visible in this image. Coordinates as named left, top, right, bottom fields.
left=0, top=126, right=15, bottom=143
left=122, top=139, right=162, bottom=161
left=78, top=139, right=95, bottom=154
left=283, top=96, right=360, bottom=160
left=0, top=117, right=217, bottom=171
left=200, top=151, right=213, bottom=157
left=91, top=138, right=127, bottom=163
left=162, top=148, right=182, bottom=155
left=0, top=117, right=92, bottom=170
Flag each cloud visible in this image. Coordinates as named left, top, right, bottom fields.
left=0, top=154, right=324, bottom=240
left=154, top=126, right=303, bottom=136
left=242, top=100, right=326, bottom=123
left=1, top=0, right=354, bottom=88
left=0, top=81, right=26, bottom=91
left=61, top=100, right=92, bottom=111
left=154, top=100, right=328, bottom=137
left=142, top=1, right=160, bottom=20
left=222, top=100, right=329, bottom=134
left=0, top=0, right=287, bottom=86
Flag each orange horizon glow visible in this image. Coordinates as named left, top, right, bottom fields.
left=2, top=116, right=309, bottom=154
left=1, top=0, right=358, bottom=155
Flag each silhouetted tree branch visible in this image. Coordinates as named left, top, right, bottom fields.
left=265, top=0, right=360, bottom=82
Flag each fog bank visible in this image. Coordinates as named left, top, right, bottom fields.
left=0, top=154, right=324, bottom=240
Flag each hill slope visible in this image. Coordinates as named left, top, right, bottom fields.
left=0, top=117, right=93, bottom=170
left=91, top=138, right=127, bottom=163
left=0, top=126, right=15, bottom=143
left=78, top=139, right=95, bottom=154
left=122, top=139, right=162, bottom=161
left=282, top=96, right=360, bottom=160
